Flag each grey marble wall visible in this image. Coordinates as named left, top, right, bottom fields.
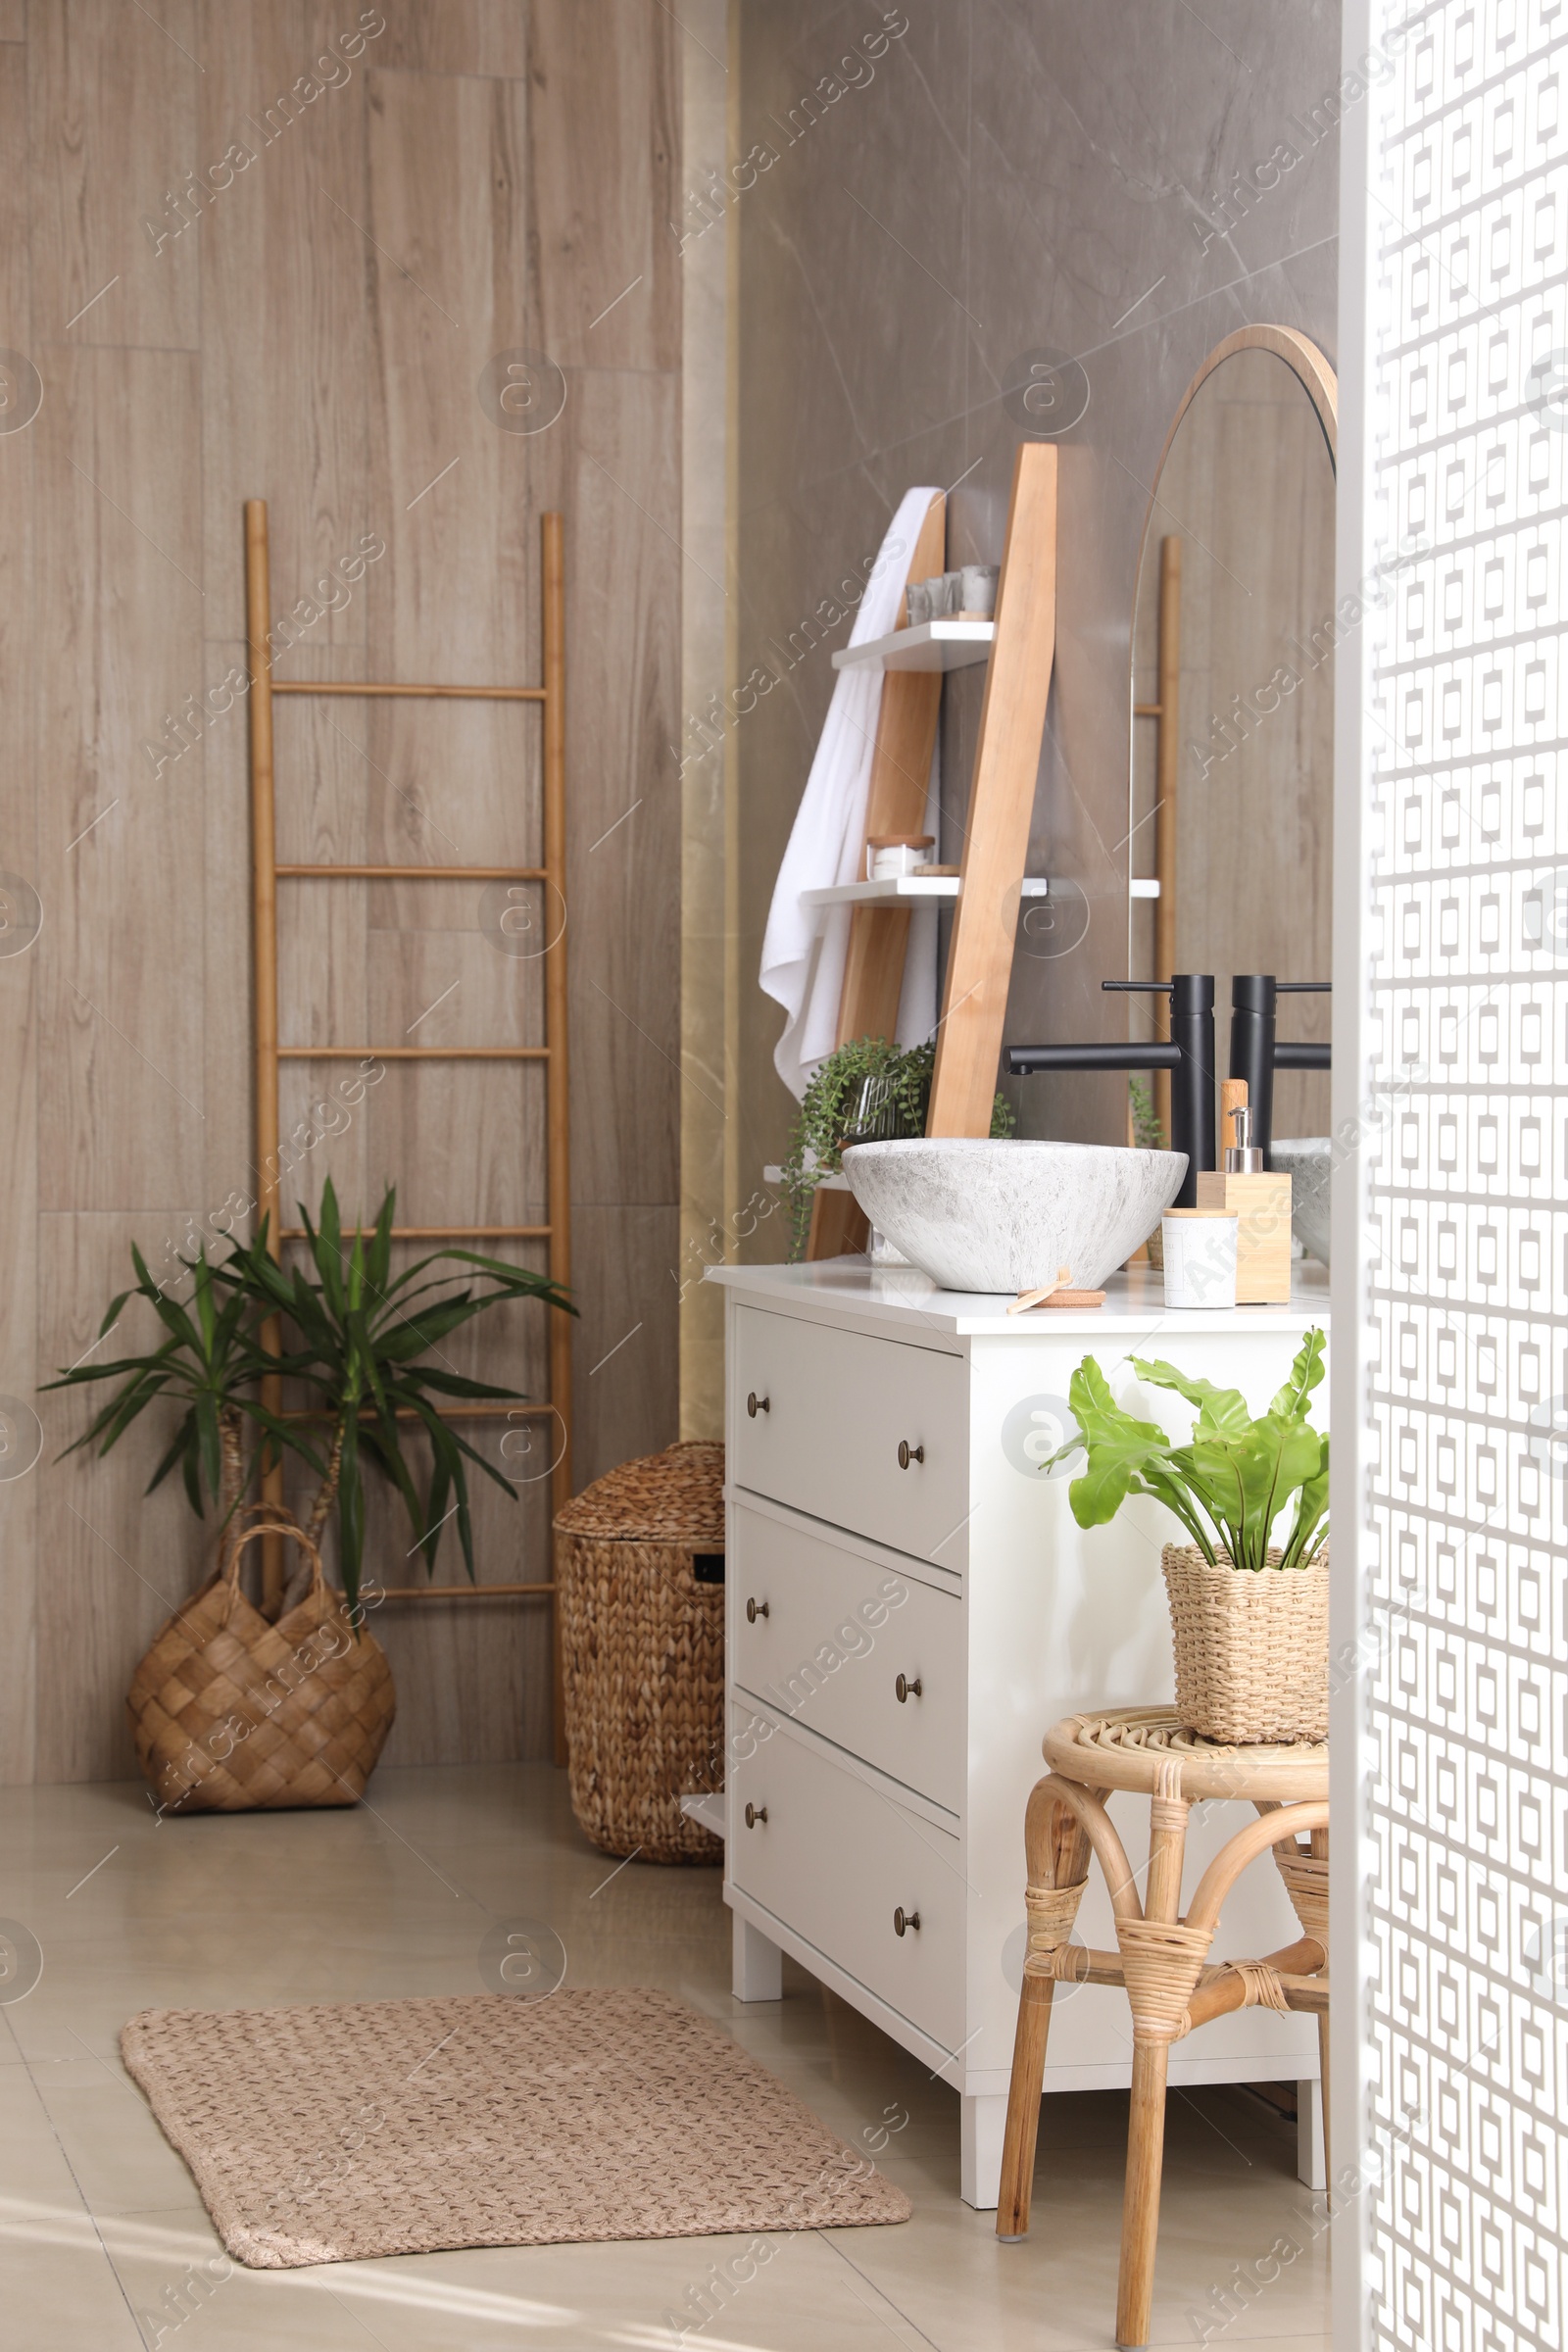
left=731, top=0, right=1342, bottom=1205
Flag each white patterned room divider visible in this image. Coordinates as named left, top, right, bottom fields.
left=1337, top=4, right=1568, bottom=2345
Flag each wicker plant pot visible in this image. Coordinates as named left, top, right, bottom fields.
left=127, top=1510, right=396, bottom=1813
left=554, top=1441, right=724, bottom=1865
left=1161, top=1543, right=1329, bottom=1744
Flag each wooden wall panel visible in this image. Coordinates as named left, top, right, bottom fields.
left=0, top=954, right=38, bottom=1785
left=37, top=1216, right=206, bottom=1783
left=35, top=348, right=208, bottom=1211
left=560, top=368, right=683, bottom=1217
left=32, top=0, right=199, bottom=351
left=0, top=38, right=36, bottom=1781
left=573, top=1205, right=681, bottom=1505
left=525, top=4, right=681, bottom=373
left=363, top=65, right=532, bottom=670
left=197, top=0, right=373, bottom=635
left=6, top=3, right=682, bottom=1784
left=374, top=2, right=528, bottom=80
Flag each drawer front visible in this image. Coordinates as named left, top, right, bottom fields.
left=729, top=1705, right=962, bottom=2052
left=732, top=1306, right=967, bottom=1564
left=730, top=1504, right=963, bottom=1813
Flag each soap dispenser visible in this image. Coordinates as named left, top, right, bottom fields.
left=1225, top=1101, right=1263, bottom=1173
left=1195, top=1079, right=1294, bottom=1302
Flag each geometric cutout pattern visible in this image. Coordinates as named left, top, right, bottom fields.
left=1359, top=8, right=1568, bottom=2345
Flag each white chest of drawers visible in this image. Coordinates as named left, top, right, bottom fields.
left=709, top=1257, right=1331, bottom=2208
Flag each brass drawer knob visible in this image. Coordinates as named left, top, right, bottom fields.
left=746, top=1391, right=770, bottom=1418
left=893, top=1906, right=921, bottom=1936
left=746, top=1596, right=769, bottom=1624
left=743, top=1802, right=768, bottom=1829
left=895, top=1673, right=922, bottom=1704
left=897, top=1440, right=924, bottom=1469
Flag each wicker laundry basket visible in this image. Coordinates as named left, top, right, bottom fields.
left=554, top=1442, right=724, bottom=1864
left=1161, top=1543, right=1330, bottom=1744
left=127, top=1509, right=396, bottom=1813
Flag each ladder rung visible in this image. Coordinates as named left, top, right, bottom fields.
left=371, top=1584, right=556, bottom=1600
left=270, top=680, right=545, bottom=701
left=277, top=1046, right=548, bottom=1060
left=283, top=1402, right=557, bottom=1424
left=276, top=864, right=547, bottom=881
left=280, top=1223, right=551, bottom=1242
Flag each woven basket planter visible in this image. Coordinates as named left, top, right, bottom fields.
left=1161, top=1543, right=1329, bottom=1744
left=555, top=1441, right=724, bottom=1865
left=127, top=1511, right=396, bottom=1813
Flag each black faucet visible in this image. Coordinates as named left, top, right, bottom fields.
left=1007, top=974, right=1216, bottom=1206
left=1228, top=975, right=1331, bottom=1164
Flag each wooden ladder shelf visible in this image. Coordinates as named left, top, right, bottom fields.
left=808, top=442, right=1059, bottom=1256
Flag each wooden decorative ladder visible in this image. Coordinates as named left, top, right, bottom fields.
left=244, top=500, right=572, bottom=1757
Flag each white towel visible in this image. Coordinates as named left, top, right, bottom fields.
left=760, top=488, right=943, bottom=1102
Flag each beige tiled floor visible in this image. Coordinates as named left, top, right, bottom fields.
left=0, top=1766, right=1330, bottom=2348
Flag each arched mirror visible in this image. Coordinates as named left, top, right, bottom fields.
left=1127, top=327, right=1337, bottom=1180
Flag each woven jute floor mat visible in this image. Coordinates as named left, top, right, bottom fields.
left=122, top=1986, right=911, bottom=2268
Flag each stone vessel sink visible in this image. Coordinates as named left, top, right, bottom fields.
left=1270, top=1136, right=1332, bottom=1267
left=841, top=1137, right=1188, bottom=1295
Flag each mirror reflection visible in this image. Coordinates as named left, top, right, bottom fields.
left=1129, top=338, right=1337, bottom=1158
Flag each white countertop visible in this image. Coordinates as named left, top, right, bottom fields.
left=706, top=1254, right=1331, bottom=1340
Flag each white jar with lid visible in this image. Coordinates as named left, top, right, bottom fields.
left=1160, top=1208, right=1239, bottom=1309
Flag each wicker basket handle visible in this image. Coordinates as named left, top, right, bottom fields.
left=221, top=1505, right=328, bottom=1614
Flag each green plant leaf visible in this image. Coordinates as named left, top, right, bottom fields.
left=145, top=1417, right=195, bottom=1497
left=1129, top=1354, right=1252, bottom=1438
left=1270, top=1326, right=1327, bottom=1423
left=1128, top=1077, right=1166, bottom=1153
left=42, top=1237, right=279, bottom=1528
left=368, top=1183, right=396, bottom=1299
left=1172, top=1416, right=1324, bottom=1570
left=336, top=1407, right=365, bottom=1619
left=1281, top=1432, right=1331, bottom=1569
left=1055, top=1360, right=1175, bottom=1523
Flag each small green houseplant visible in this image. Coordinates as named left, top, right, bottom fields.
left=781, top=1035, right=1015, bottom=1257
left=1050, top=1329, right=1330, bottom=1743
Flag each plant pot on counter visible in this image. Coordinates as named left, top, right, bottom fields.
left=1161, top=1544, right=1329, bottom=1744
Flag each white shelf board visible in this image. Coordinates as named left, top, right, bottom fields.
left=801, top=874, right=1051, bottom=909
left=679, top=1791, right=726, bottom=1838
left=831, top=619, right=995, bottom=673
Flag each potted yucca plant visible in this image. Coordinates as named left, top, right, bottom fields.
left=47, top=1180, right=575, bottom=1620
left=220, top=1179, right=574, bottom=1619
left=1050, top=1329, right=1329, bottom=1743
left=43, top=1186, right=574, bottom=1817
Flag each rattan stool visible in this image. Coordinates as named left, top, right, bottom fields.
left=995, top=1706, right=1329, bottom=2351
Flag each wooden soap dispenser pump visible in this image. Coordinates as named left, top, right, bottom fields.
left=1195, top=1079, right=1294, bottom=1303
